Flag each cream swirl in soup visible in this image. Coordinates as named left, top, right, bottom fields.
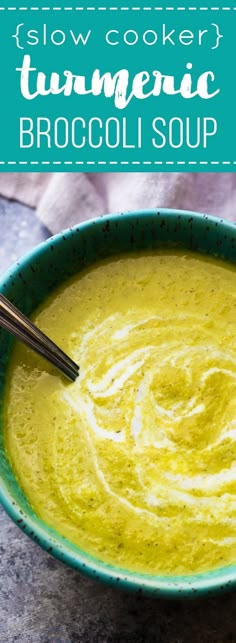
left=4, top=251, right=236, bottom=575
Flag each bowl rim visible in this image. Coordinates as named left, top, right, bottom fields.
left=1, top=207, right=236, bottom=600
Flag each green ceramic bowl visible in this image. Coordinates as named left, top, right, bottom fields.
left=1, top=208, right=236, bottom=600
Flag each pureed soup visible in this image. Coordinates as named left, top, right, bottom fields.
left=4, top=250, right=236, bottom=576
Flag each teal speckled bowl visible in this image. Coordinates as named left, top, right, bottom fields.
left=1, top=208, right=236, bottom=600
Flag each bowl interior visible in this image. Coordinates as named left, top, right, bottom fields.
left=1, top=208, right=236, bottom=599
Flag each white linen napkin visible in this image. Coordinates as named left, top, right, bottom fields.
left=0, top=172, right=235, bottom=233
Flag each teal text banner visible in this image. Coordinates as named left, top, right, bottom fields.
left=0, top=1, right=235, bottom=171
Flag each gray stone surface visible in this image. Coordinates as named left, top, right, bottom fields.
left=1, top=197, right=236, bottom=643
left=0, top=197, right=49, bottom=273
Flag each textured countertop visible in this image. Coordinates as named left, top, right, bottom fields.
left=1, top=197, right=236, bottom=643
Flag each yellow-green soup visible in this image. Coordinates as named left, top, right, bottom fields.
left=4, top=251, right=236, bottom=576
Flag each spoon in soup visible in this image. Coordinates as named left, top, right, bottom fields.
left=0, top=293, right=79, bottom=382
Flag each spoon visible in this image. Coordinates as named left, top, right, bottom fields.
left=0, top=293, right=79, bottom=382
